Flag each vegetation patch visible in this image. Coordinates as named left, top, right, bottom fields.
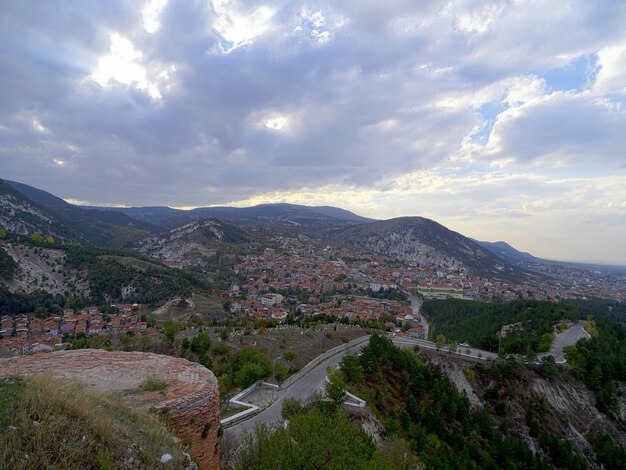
left=564, top=316, right=626, bottom=417
left=423, top=299, right=581, bottom=356
left=0, top=375, right=188, bottom=469
left=141, top=375, right=168, bottom=392
left=0, top=245, right=16, bottom=279
left=334, top=335, right=589, bottom=469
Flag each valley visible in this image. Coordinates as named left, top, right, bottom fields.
left=1, top=178, right=625, bottom=469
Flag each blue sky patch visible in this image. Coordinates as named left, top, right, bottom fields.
left=540, top=53, right=598, bottom=92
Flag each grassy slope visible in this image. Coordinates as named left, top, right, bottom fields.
left=0, top=375, right=189, bottom=469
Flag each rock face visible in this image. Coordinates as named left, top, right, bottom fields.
left=334, top=216, right=529, bottom=280
left=0, top=349, right=220, bottom=470
left=138, top=218, right=248, bottom=267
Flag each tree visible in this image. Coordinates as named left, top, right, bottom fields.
left=539, top=355, right=558, bottom=378
left=326, top=375, right=346, bottom=406
left=435, top=334, right=446, bottom=351
left=191, top=332, right=211, bottom=354
left=236, top=362, right=265, bottom=388
left=281, top=398, right=304, bottom=420
left=340, top=355, right=364, bottom=384
left=163, top=321, right=182, bottom=344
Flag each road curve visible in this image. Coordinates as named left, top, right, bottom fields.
left=225, top=334, right=496, bottom=437
left=539, top=321, right=591, bottom=363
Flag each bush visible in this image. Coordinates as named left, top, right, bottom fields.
left=236, top=362, right=265, bottom=388
left=274, top=362, right=289, bottom=382
left=281, top=398, right=304, bottom=420
left=141, top=375, right=168, bottom=392
left=191, top=332, right=211, bottom=355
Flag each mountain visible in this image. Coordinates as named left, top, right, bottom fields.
left=89, top=202, right=373, bottom=229
left=3, top=180, right=157, bottom=247
left=0, top=179, right=78, bottom=241
left=0, top=240, right=212, bottom=306
left=138, top=218, right=249, bottom=267
left=475, top=240, right=542, bottom=264
left=333, top=217, right=533, bottom=280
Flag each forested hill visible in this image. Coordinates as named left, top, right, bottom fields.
left=232, top=333, right=626, bottom=468
left=423, top=299, right=581, bottom=354
left=0, top=240, right=212, bottom=313
left=2, top=179, right=156, bottom=248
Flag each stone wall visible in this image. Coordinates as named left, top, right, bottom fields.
left=0, top=349, right=220, bottom=470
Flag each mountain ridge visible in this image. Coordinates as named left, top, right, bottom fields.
left=332, top=216, right=537, bottom=281
left=85, top=202, right=373, bottom=229
left=3, top=179, right=157, bottom=247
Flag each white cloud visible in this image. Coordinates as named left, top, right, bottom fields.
left=211, top=0, right=276, bottom=53
left=2, top=0, right=626, bottom=263
left=452, top=2, right=506, bottom=34
left=263, top=116, right=288, bottom=131
left=90, top=33, right=168, bottom=100
left=592, top=41, right=626, bottom=95
left=31, top=116, right=46, bottom=133
left=142, top=0, right=168, bottom=34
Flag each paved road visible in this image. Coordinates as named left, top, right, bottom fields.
left=225, top=334, right=497, bottom=437
left=226, top=320, right=591, bottom=438
left=539, top=321, right=590, bottom=363
left=393, top=336, right=498, bottom=361
left=226, top=337, right=368, bottom=436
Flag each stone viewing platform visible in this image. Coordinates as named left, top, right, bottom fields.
left=0, top=349, right=220, bottom=470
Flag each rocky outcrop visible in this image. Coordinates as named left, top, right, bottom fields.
left=0, top=349, right=220, bottom=469
left=0, top=241, right=90, bottom=296
left=138, top=218, right=247, bottom=267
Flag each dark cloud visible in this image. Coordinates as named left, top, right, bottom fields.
left=0, top=0, right=625, bottom=211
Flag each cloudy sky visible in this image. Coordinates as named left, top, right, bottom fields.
left=1, top=0, right=625, bottom=264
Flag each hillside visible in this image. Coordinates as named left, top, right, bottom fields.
left=0, top=240, right=212, bottom=307
left=138, top=218, right=249, bottom=267
left=0, top=179, right=76, bottom=242
left=4, top=180, right=156, bottom=248
left=475, top=240, right=543, bottom=264
left=333, top=217, right=532, bottom=281
left=0, top=374, right=193, bottom=469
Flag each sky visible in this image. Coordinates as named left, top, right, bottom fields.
left=1, top=0, right=625, bottom=265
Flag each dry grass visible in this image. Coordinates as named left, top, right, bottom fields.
left=0, top=375, right=188, bottom=469
left=224, top=324, right=370, bottom=371
left=141, top=375, right=168, bottom=392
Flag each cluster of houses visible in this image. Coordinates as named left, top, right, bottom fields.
left=0, top=303, right=158, bottom=358
left=230, top=239, right=544, bottom=312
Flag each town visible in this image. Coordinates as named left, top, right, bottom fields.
left=2, top=236, right=624, bottom=359
left=0, top=303, right=157, bottom=358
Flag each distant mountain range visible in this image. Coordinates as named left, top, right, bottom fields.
left=1, top=177, right=563, bottom=280
left=86, top=202, right=373, bottom=229
left=474, top=240, right=543, bottom=264
left=3, top=180, right=156, bottom=247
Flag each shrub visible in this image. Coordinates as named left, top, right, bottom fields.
left=236, top=363, right=265, bottom=388
left=141, top=375, right=168, bottom=392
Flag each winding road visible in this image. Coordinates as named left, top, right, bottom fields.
left=538, top=321, right=590, bottom=363
left=225, top=317, right=590, bottom=437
